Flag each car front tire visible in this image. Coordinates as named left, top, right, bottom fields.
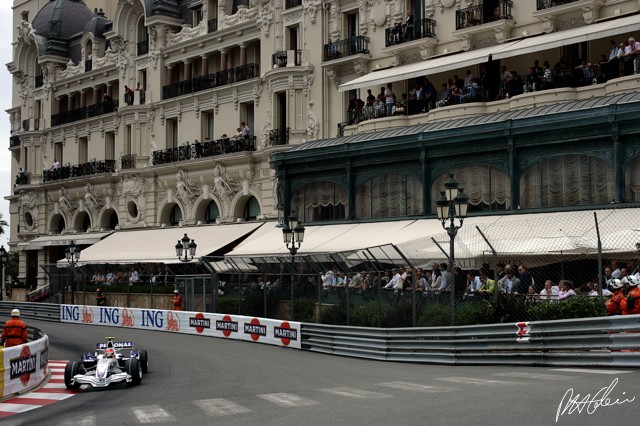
left=125, top=358, right=142, bottom=386
left=64, top=361, right=81, bottom=390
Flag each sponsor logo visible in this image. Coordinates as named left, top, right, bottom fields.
left=274, top=321, right=298, bottom=346
left=122, top=309, right=134, bottom=327
left=11, top=346, right=36, bottom=386
left=82, top=306, right=94, bottom=324
left=244, top=318, right=266, bottom=341
left=216, top=315, right=238, bottom=337
left=190, top=313, right=210, bottom=334
left=40, top=343, right=49, bottom=374
left=166, top=311, right=180, bottom=332
left=61, top=305, right=80, bottom=321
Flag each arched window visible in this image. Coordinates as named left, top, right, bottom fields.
left=520, top=155, right=614, bottom=208
left=107, top=210, right=118, bottom=230
left=243, top=197, right=260, bottom=221
left=357, top=174, right=422, bottom=219
left=204, top=201, right=220, bottom=224
left=169, top=205, right=183, bottom=226
left=82, top=214, right=91, bottom=232
left=292, top=181, right=347, bottom=222
left=432, top=166, right=510, bottom=213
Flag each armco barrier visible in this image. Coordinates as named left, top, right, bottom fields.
left=2, top=301, right=639, bottom=367
left=0, top=328, right=49, bottom=400
left=301, top=316, right=640, bottom=367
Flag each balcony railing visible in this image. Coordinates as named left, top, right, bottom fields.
left=272, top=50, right=303, bottom=68
left=121, top=154, right=137, bottom=170
left=10, top=135, right=21, bottom=147
left=152, top=136, right=257, bottom=165
left=456, top=1, right=513, bottom=30
left=162, top=63, right=259, bottom=100
left=285, top=0, right=303, bottom=8
left=208, top=18, right=218, bottom=33
left=42, top=159, right=116, bottom=182
left=385, top=18, right=437, bottom=47
left=15, top=171, right=30, bottom=186
left=51, top=99, right=118, bottom=127
left=85, top=59, right=92, bottom=72
left=35, top=75, right=43, bottom=88
left=137, top=39, right=149, bottom=56
left=268, top=128, right=290, bottom=146
left=324, top=36, right=370, bottom=61
left=536, top=0, right=579, bottom=10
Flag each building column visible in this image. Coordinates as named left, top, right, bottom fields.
left=201, top=55, right=209, bottom=76
left=166, top=65, right=174, bottom=85
left=67, top=94, right=74, bottom=111
left=92, top=86, right=100, bottom=104
left=239, top=43, right=247, bottom=66
left=106, top=83, right=113, bottom=98
left=220, top=49, right=227, bottom=71
left=56, top=96, right=62, bottom=114
left=79, top=90, right=86, bottom=108
left=183, top=60, right=192, bottom=81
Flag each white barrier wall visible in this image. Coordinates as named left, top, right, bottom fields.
left=0, top=335, right=49, bottom=397
left=60, top=305, right=302, bottom=349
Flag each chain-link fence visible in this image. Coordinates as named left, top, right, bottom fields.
left=46, top=207, right=640, bottom=326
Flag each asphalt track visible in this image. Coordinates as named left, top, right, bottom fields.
left=3, top=319, right=640, bottom=426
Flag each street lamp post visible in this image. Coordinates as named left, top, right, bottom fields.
left=436, top=173, right=469, bottom=326
left=175, top=233, right=197, bottom=262
left=283, top=212, right=305, bottom=320
left=65, top=241, right=81, bottom=305
left=0, top=246, right=8, bottom=301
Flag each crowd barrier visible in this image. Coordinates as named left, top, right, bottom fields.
left=0, top=327, right=48, bottom=400
left=1, top=302, right=639, bottom=367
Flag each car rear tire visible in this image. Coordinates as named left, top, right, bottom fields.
left=64, top=361, right=81, bottom=390
left=125, top=358, right=142, bottom=386
left=138, top=349, right=149, bottom=373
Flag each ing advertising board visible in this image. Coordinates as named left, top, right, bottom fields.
left=60, top=305, right=301, bottom=349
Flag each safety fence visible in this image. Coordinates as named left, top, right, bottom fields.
left=2, top=301, right=639, bottom=368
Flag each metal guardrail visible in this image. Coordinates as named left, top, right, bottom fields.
left=301, top=315, right=640, bottom=367
left=0, top=301, right=61, bottom=322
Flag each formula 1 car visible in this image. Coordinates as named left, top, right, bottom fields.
left=64, top=337, right=149, bottom=389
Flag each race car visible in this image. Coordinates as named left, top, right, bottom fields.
left=64, top=336, right=149, bottom=389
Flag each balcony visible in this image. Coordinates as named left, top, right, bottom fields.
left=51, top=99, right=118, bottom=127
left=456, top=1, right=513, bottom=30
left=272, top=50, right=302, bottom=68
left=35, top=75, right=43, bottom=88
left=15, top=171, right=30, bottom=186
left=10, top=134, right=21, bottom=148
left=208, top=18, right=218, bottom=33
left=42, top=159, right=116, bottom=183
left=162, top=64, right=259, bottom=100
left=533, top=0, right=605, bottom=31
left=385, top=18, right=436, bottom=47
left=536, top=0, right=581, bottom=9
left=267, top=128, right=290, bottom=147
left=324, top=36, right=370, bottom=62
left=152, top=136, right=257, bottom=165
left=285, top=0, right=302, bottom=9
left=121, top=154, right=137, bottom=170
left=137, top=39, right=149, bottom=56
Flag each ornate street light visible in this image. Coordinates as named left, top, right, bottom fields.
left=65, top=241, right=81, bottom=304
left=0, top=245, right=8, bottom=302
left=436, top=173, right=469, bottom=326
left=176, top=233, right=197, bottom=262
left=283, top=211, right=305, bottom=320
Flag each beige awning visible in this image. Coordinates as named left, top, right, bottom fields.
left=18, top=232, right=113, bottom=250
left=59, top=222, right=264, bottom=265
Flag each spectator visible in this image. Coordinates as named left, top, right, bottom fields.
left=241, top=121, right=250, bottom=138
left=52, top=158, right=60, bottom=179
left=476, top=268, right=495, bottom=296
left=366, top=89, right=376, bottom=106
left=1, top=309, right=28, bottom=347
left=539, top=280, right=559, bottom=300
left=439, top=262, right=453, bottom=293
left=611, top=260, right=622, bottom=279
left=516, top=264, right=533, bottom=293
left=96, top=288, right=106, bottom=306
left=171, top=289, right=183, bottom=310
left=404, top=12, right=414, bottom=41
left=558, top=280, right=576, bottom=300
left=124, top=85, right=134, bottom=105
left=322, top=267, right=336, bottom=288
left=384, top=83, right=395, bottom=116
left=384, top=268, right=402, bottom=290
left=416, top=268, right=431, bottom=294
left=499, top=266, right=521, bottom=294
left=587, top=282, right=612, bottom=297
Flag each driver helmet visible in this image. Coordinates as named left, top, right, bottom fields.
left=105, top=348, right=115, bottom=358
left=623, top=275, right=640, bottom=287
left=174, top=289, right=179, bottom=294
left=609, top=278, right=623, bottom=290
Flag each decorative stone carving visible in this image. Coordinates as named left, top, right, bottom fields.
left=57, top=186, right=75, bottom=217
left=20, top=191, right=39, bottom=231
left=541, top=16, right=555, bottom=34
left=261, top=109, right=272, bottom=149
left=305, top=0, right=321, bottom=24
left=211, top=163, right=238, bottom=216
left=224, top=5, right=259, bottom=28
left=581, top=6, right=598, bottom=24
left=14, top=71, right=29, bottom=107
left=122, top=174, right=146, bottom=224
left=175, top=169, right=200, bottom=218
left=167, top=22, right=206, bottom=46
left=16, top=21, right=36, bottom=45
left=303, top=74, right=313, bottom=97
left=328, top=1, right=341, bottom=42
left=83, top=182, right=102, bottom=219
left=458, top=34, right=473, bottom=51
left=257, top=0, right=273, bottom=37
left=253, top=82, right=264, bottom=107
left=307, top=108, right=317, bottom=138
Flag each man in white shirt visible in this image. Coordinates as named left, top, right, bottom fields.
left=539, top=280, right=559, bottom=300
left=439, top=263, right=453, bottom=292
left=322, top=268, right=336, bottom=288
left=384, top=268, right=402, bottom=290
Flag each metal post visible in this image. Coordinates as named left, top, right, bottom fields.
left=290, top=254, right=295, bottom=321
left=449, top=228, right=457, bottom=326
